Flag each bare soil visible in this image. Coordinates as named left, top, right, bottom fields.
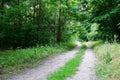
left=66, top=48, right=99, bottom=80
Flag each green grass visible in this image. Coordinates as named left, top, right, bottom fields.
left=48, top=44, right=87, bottom=80
left=85, top=40, right=103, bottom=48
left=0, top=42, right=76, bottom=74
left=94, top=43, right=120, bottom=80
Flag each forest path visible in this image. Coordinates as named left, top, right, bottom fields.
left=6, top=43, right=81, bottom=80
left=66, top=46, right=99, bottom=80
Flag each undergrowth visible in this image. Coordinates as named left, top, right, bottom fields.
left=48, top=44, right=87, bottom=80
left=94, top=43, right=120, bottom=80
left=0, top=42, right=76, bottom=75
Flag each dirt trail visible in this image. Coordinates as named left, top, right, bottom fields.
left=66, top=47, right=98, bottom=80
left=6, top=45, right=81, bottom=80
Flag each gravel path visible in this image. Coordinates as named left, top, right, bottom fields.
left=66, top=47, right=98, bottom=80
left=6, top=45, right=81, bottom=80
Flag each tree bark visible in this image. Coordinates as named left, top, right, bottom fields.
left=57, top=0, right=62, bottom=43
left=0, top=0, right=4, bottom=16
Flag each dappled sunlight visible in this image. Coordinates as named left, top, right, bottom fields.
left=76, top=41, right=82, bottom=46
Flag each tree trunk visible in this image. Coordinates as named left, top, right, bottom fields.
left=0, top=0, right=4, bottom=16
left=57, top=0, right=62, bottom=43
left=33, top=0, right=36, bottom=24
left=36, top=0, right=39, bottom=26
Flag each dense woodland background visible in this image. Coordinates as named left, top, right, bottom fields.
left=0, top=1, right=120, bottom=79
left=0, top=0, right=120, bottom=49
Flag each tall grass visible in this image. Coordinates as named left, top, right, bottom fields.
left=0, top=42, right=76, bottom=74
left=94, top=43, right=120, bottom=80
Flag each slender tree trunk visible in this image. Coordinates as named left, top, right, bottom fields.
left=33, top=0, right=36, bottom=24
left=36, top=0, right=39, bottom=26
left=18, top=0, right=21, bottom=26
left=18, top=0, right=19, bottom=5
left=0, top=0, right=4, bottom=16
left=57, top=0, right=62, bottom=43
left=38, top=0, right=42, bottom=26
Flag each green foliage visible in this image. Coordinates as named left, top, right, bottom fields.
left=94, top=43, right=120, bottom=80
left=48, top=44, right=87, bottom=80
left=104, top=52, right=112, bottom=64
left=0, top=0, right=82, bottom=49
left=89, top=0, right=120, bottom=41
left=75, top=0, right=120, bottom=42
left=87, top=23, right=99, bottom=41
left=0, top=0, right=120, bottom=49
left=62, top=20, right=79, bottom=42
left=0, top=42, right=76, bottom=74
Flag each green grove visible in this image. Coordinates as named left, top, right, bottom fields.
left=0, top=0, right=120, bottom=49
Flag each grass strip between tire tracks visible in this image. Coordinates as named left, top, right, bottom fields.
left=48, top=44, right=87, bottom=80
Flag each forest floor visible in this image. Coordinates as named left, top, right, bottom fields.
left=3, top=43, right=99, bottom=80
